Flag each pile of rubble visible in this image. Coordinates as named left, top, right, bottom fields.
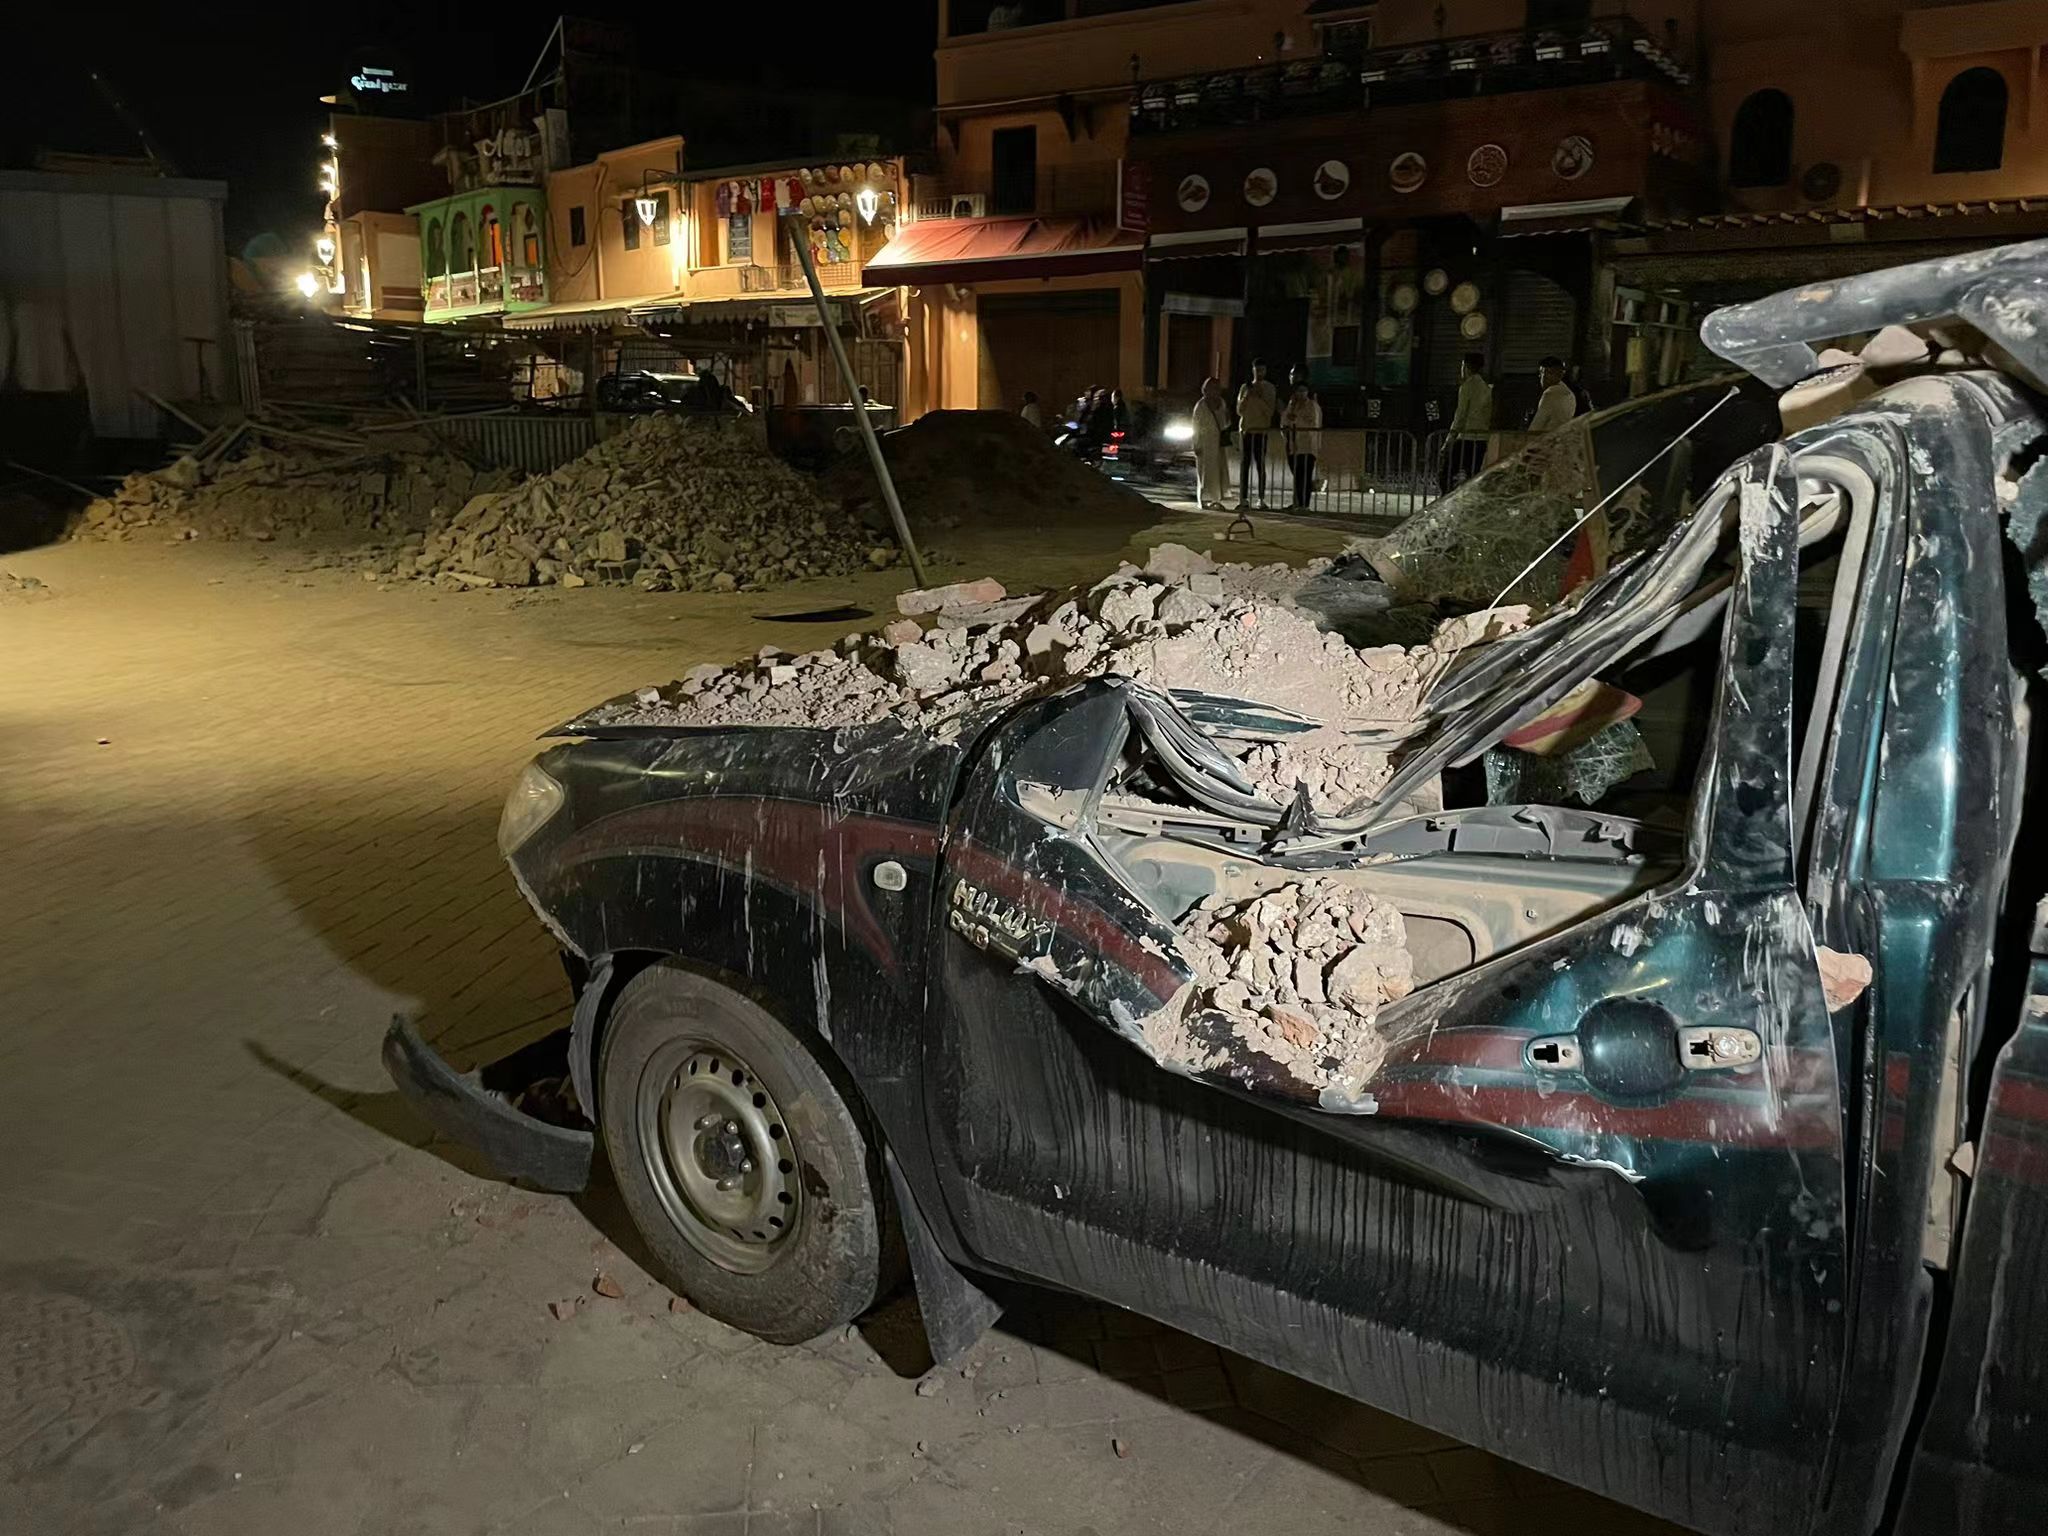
left=593, top=543, right=1524, bottom=812
left=77, top=439, right=502, bottom=544
left=74, top=412, right=899, bottom=595
left=1162, top=879, right=1414, bottom=1095
left=404, top=415, right=884, bottom=593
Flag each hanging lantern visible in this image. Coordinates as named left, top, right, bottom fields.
left=635, top=195, right=659, bottom=227
left=855, top=187, right=879, bottom=224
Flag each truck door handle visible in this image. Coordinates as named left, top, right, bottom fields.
left=1527, top=999, right=1760, bottom=1100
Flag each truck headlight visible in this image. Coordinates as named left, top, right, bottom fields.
left=1164, top=419, right=1195, bottom=443
left=498, top=759, right=565, bottom=857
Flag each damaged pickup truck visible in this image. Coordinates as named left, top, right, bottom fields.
left=387, top=241, right=2048, bottom=1535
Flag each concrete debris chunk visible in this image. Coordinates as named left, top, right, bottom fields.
left=1142, top=542, right=1216, bottom=581
left=897, top=577, right=1006, bottom=616
left=1160, top=878, right=1415, bottom=1097
left=588, top=542, right=1524, bottom=815
left=1816, top=946, right=1874, bottom=1012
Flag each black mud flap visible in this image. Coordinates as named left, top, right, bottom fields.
left=884, top=1147, right=1002, bottom=1364
left=381, top=1015, right=594, bottom=1193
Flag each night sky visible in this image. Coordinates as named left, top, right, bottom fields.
left=7, top=7, right=938, bottom=250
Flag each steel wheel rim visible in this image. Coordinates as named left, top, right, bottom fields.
left=636, top=1039, right=801, bottom=1275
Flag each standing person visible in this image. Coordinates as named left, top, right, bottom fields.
left=1234, top=359, right=1278, bottom=508
left=1191, top=376, right=1232, bottom=510
left=1020, top=390, right=1043, bottom=430
left=1529, top=356, right=1579, bottom=432
left=1281, top=383, right=1322, bottom=509
left=1443, top=352, right=1493, bottom=489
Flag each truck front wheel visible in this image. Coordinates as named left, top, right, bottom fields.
left=597, top=963, right=888, bottom=1343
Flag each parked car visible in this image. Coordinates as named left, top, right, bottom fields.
left=388, top=244, right=2048, bottom=1534
left=1098, top=396, right=1196, bottom=489
left=593, top=370, right=751, bottom=416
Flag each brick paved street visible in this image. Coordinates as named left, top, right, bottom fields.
left=0, top=524, right=1680, bottom=1536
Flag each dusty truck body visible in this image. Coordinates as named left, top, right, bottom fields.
left=387, top=244, right=2048, bottom=1534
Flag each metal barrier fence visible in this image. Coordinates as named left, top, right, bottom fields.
left=429, top=412, right=598, bottom=474
left=1231, top=426, right=1439, bottom=521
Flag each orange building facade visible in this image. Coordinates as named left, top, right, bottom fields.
left=900, top=0, right=1710, bottom=424
left=1601, top=0, right=2048, bottom=395
left=890, top=0, right=2048, bottom=424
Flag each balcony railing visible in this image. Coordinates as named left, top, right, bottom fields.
left=1129, top=14, right=1691, bottom=136
left=688, top=260, right=866, bottom=301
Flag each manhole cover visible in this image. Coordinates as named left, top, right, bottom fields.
left=0, top=1290, right=139, bottom=1468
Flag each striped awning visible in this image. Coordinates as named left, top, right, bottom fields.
left=501, top=297, right=642, bottom=332
left=864, top=216, right=1141, bottom=287
left=1255, top=217, right=1364, bottom=254
left=1148, top=228, right=1247, bottom=261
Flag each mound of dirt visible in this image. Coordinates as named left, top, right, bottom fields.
left=829, top=410, right=1161, bottom=533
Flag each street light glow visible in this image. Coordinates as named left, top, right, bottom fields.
left=295, top=272, right=319, bottom=298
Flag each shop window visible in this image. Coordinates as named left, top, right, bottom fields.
left=991, top=126, right=1038, bottom=216
left=569, top=206, right=587, bottom=247
left=621, top=199, right=641, bottom=251
left=650, top=191, right=671, bottom=247
left=449, top=213, right=472, bottom=273
left=1934, top=67, right=2008, bottom=174
left=1728, top=89, right=1794, bottom=188
left=424, top=219, right=445, bottom=279
left=728, top=214, right=752, bottom=263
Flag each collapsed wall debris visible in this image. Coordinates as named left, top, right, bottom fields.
left=76, top=413, right=894, bottom=594
left=591, top=543, right=1504, bottom=747
left=409, top=416, right=884, bottom=593
left=1156, top=879, right=1414, bottom=1096
left=77, top=433, right=506, bottom=544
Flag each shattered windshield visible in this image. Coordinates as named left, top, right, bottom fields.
left=1360, top=375, right=1779, bottom=606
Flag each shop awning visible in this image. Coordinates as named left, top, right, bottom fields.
left=1254, top=217, right=1364, bottom=254
left=1499, top=197, right=1637, bottom=238
left=501, top=297, right=643, bottom=332
left=1148, top=228, right=1247, bottom=261
left=628, top=290, right=888, bottom=326
left=864, top=216, right=1142, bottom=287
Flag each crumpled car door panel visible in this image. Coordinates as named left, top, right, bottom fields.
left=923, top=449, right=1848, bottom=1535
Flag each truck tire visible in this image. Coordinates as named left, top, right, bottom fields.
left=597, top=962, right=888, bottom=1343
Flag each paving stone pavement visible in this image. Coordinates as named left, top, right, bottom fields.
left=0, top=529, right=1686, bottom=1536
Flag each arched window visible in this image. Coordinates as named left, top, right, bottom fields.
left=479, top=205, right=503, bottom=269
left=518, top=204, right=542, bottom=269
left=1729, top=89, right=1794, bottom=188
left=1934, top=67, right=2008, bottom=174
left=449, top=213, right=472, bottom=273
left=424, top=219, right=444, bottom=279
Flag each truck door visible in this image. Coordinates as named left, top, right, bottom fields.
left=922, top=449, right=1851, bottom=1535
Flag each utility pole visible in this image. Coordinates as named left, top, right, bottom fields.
left=86, top=68, right=178, bottom=176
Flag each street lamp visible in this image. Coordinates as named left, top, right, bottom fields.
left=295, top=272, right=319, bottom=298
